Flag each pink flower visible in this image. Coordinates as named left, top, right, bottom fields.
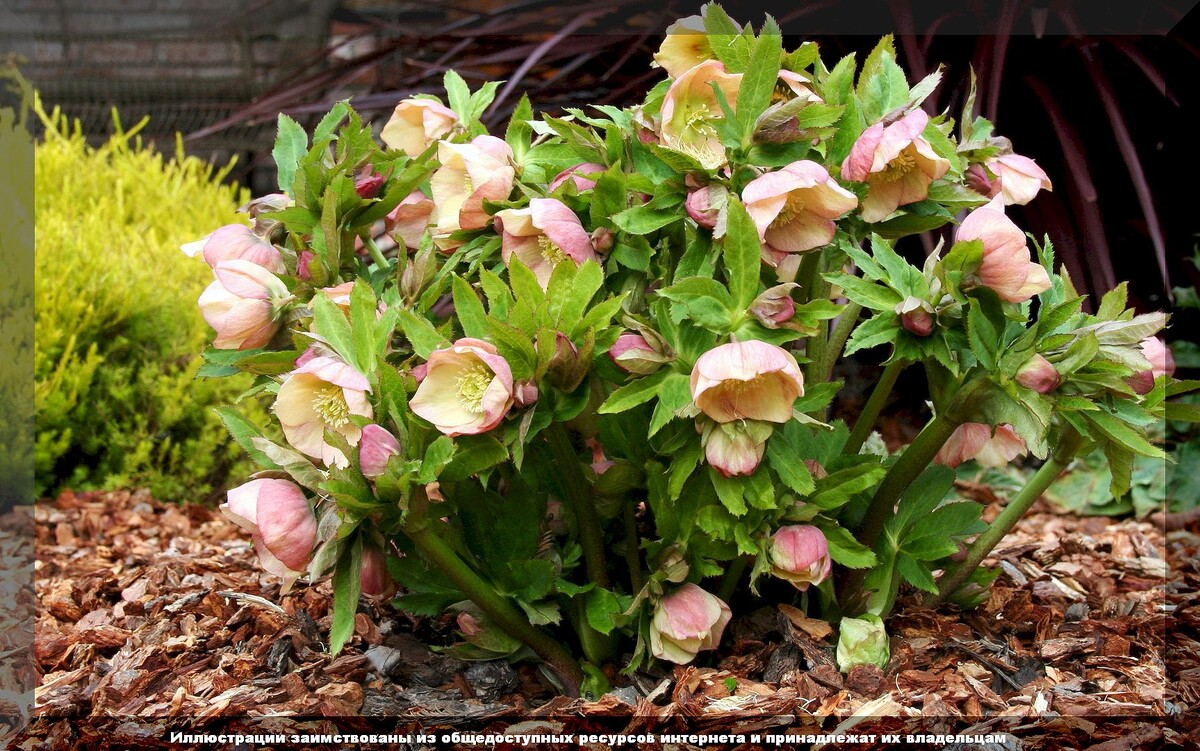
left=690, top=340, right=805, bottom=424
left=355, top=168, right=385, bottom=199
left=653, top=15, right=715, bottom=79
left=386, top=191, right=435, bottom=251
left=495, top=198, right=597, bottom=288
left=990, top=153, right=1052, bottom=206
left=660, top=60, right=742, bottom=169
left=1015, top=354, right=1061, bottom=394
left=609, top=331, right=670, bottom=375
left=934, top=423, right=1026, bottom=469
left=769, top=525, right=832, bottom=590
left=685, top=185, right=722, bottom=229
left=964, top=163, right=1001, bottom=199
left=749, top=284, right=798, bottom=329
left=896, top=296, right=935, bottom=336
left=775, top=70, right=822, bottom=104
left=650, top=583, right=732, bottom=664
left=841, top=109, right=951, bottom=223
left=380, top=98, right=458, bottom=157
left=182, top=224, right=283, bottom=273
left=360, top=544, right=395, bottom=598
left=1127, top=336, right=1175, bottom=395
left=198, top=260, right=291, bottom=350
left=274, top=356, right=373, bottom=468
left=359, top=424, right=402, bottom=478
left=743, top=161, right=858, bottom=262
left=701, top=419, right=772, bottom=477
left=221, top=479, right=317, bottom=593
left=549, top=162, right=606, bottom=193
left=430, top=136, right=515, bottom=244
left=955, top=197, right=1051, bottom=303
left=410, top=338, right=514, bottom=436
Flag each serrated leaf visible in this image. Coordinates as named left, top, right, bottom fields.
left=597, top=369, right=671, bottom=414
left=330, top=534, right=363, bottom=655
left=723, top=196, right=762, bottom=308
left=273, top=114, right=308, bottom=194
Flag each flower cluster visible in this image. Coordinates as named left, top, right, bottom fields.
left=187, top=4, right=1183, bottom=695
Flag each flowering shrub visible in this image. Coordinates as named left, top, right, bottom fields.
left=187, top=5, right=1191, bottom=696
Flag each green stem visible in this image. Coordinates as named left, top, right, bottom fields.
left=845, top=358, right=906, bottom=455
left=545, top=423, right=610, bottom=589
left=402, top=493, right=584, bottom=694
left=806, top=302, right=864, bottom=419
left=364, top=234, right=390, bottom=271
left=623, top=500, right=644, bottom=593
left=929, top=430, right=1085, bottom=606
left=718, top=556, right=750, bottom=603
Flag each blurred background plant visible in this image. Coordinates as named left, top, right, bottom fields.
left=33, top=101, right=270, bottom=503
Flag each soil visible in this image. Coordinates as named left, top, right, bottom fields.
left=12, top=487, right=1197, bottom=749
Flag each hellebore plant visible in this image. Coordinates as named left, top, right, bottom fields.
left=188, top=4, right=1192, bottom=695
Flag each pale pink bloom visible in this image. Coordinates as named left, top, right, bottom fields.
left=222, top=479, right=317, bottom=593
left=685, top=185, right=721, bottom=229
left=321, top=281, right=356, bottom=313
left=239, top=193, right=291, bottom=218
left=652, top=15, right=714, bottom=79
left=650, top=583, right=732, bottom=664
left=690, top=340, right=805, bottom=424
left=274, top=356, right=373, bottom=468
left=743, top=160, right=858, bottom=262
left=769, top=525, right=832, bottom=590
left=359, top=424, right=402, bottom=478
left=841, top=109, right=951, bottom=223
left=549, top=162, right=606, bottom=193
left=776, top=70, right=822, bottom=104
left=386, top=191, right=435, bottom=250
left=956, top=197, right=1051, bottom=303
left=896, top=296, right=935, bottom=336
left=380, top=98, right=458, bottom=157
left=660, top=60, right=742, bottom=169
left=935, top=423, right=1026, bottom=469
left=360, top=544, right=395, bottom=598
left=749, top=284, right=798, bottom=328
left=701, top=420, right=771, bottom=477
left=1015, top=354, right=1061, bottom=394
left=430, top=136, right=515, bottom=245
left=609, top=331, right=670, bottom=375
left=410, top=338, right=514, bottom=437
left=198, top=259, right=291, bottom=350
left=1128, top=336, right=1175, bottom=395
left=990, top=153, right=1052, bottom=206
left=181, top=224, right=283, bottom=273
left=495, top=198, right=597, bottom=288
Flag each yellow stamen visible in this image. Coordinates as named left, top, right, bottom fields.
left=876, top=148, right=916, bottom=183
left=312, top=384, right=352, bottom=429
left=455, top=362, right=494, bottom=413
left=771, top=191, right=807, bottom=228
left=538, top=234, right=568, bottom=265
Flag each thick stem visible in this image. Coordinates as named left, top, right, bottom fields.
left=807, top=303, right=863, bottom=397
left=363, top=235, right=390, bottom=271
left=402, top=494, right=584, bottom=693
left=929, top=430, right=1085, bottom=606
left=545, top=423, right=610, bottom=589
left=718, top=556, right=749, bottom=603
left=845, top=358, right=906, bottom=455
left=623, top=500, right=644, bottom=593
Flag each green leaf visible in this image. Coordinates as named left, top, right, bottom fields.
left=214, top=407, right=282, bottom=470
left=273, top=114, right=308, bottom=194
left=396, top=308, right=449, bottom=360
left=967, top=293, right=1005, bottom=372
left=452, top=275, right=489, bottom=340
left=737, top=17, right=783, bottom=142
left=330, top=534, right=363, bottom=655
left=1084, top=409, right=1166, bottom=459
left=443, top=70, right=471, bottom=119
left=827, top=274, right=903, bottom=311
left=723, top=196, right=762, bottom=308
left=585, top=588, right=623, bottom=635
left=612, top=203, right=680, bottom=235
left=418, top=436, right=456, bottom=483
left=649, top=372, right=693, bottom=437
left=710, top=468, right=748, bottom=515
left=702, top=5, right=751, bottom=72
left=896, top=553, right=938, bottom=593
left=814, top=521, right=877, bottom=568
left=597, top=369, right=671, bottom=414
left=440, top=435, right=509, bottom=482
left=313, top=101, right=351, bottom=143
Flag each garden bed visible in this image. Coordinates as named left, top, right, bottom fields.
left=22, top=487, right=1194, bottom=748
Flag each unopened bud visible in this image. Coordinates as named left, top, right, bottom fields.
left=836, top=614, right=890, bottom=672
left=896, top=296, right=935, bottom=337
left=359, top=424, right=402, bottom=478
left=609, top=331, right=671, bottom=375
left=964, top=163, right=1001, bottom=199
left=1015, top=354, right=1061, bottom=394
left=360, top=544, right=395, bottom=598
left=685, top=185, right=725, bottom=229
left=750, top=283, right=798, bottom=328
left=514, top=379, right=539, bottom=408
left=590, top=226, right=615, bottom=254
left=355, top=169, right=385, bottom=199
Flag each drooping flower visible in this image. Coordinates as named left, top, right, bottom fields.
left=359, top=424, right=402, bottom=478
left=836, top=614, right=890, bottom=671
left=934, top=423, right=1026, bottom=469
left=841, top=109, right=951, bottom=223
left=743, top=160, right=858, bottom=263
left=380, top=98, right=458, bottom=157
left=652, top=15, right=715, bottom=79
left=549, top=162, right=606, bottom=193
left=659, top=60, right=742, bottom=170
left=386, top=191, right=435, bottom=251
left=181, top=224, right=284, bottom=273
left=495, top=198, right=597, bottom=288
left=410, top=338, right=514, bottom=436
left=690, top=340, right=805, bottom=424
left=274, top=356, right=373, bottom=468
left=955, top=196, right=1051, bottom=303
left=700, top=419, right=772, bottom=477
left=1127, top=336, right=1175, bottom=395
left=650, top=583, right=732, bottom=664
left=360, top=544, right=395, bottom=598
left=221, top=479, right=317, bottom=592
left=990, top=153, right=1053, bottom=206
left=430, top=135, right=515, bottom=244
left=769, top=525, right=832, bottom=590
left=1015, top=354, right=1061, bottom=394
left=198, top=260, right=292, bottom=350
left=609, top=331, right=671, bottom=375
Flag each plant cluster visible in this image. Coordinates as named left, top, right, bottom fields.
left=189, top=6, right=1191, bottom=695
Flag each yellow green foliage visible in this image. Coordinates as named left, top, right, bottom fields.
left=35, top=100, right=269, bottom=502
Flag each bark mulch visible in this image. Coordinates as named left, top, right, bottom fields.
left=13, top=488, right=1196, bottom=749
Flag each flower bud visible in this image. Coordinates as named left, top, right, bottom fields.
left=221, top=479, right=317, bottom=593
left=1015, top=353, right=1061, bottom=394
left=895, top=296, right=936, bottom=337
left=964, top=163, right=1001, bottom=199
left=700, top=419, right=772, bottom=477
left=456, top=611, right=482, bottom=638
left=803, top=459, right=828, bottom=480
left=769, top=525, right=832, bottom=590
left=239, top=193, right=292, bottom=218
left=514, top=379, right=540, bottom=408
left=989, top=153, right=1052, bottom=206
left=750, top=284, right=798, bottom=328
left=452, top=603, right=523, bottom=655
left=381, top=98, right=457, bottom=157
left=1127, top=336, right=1175, bottom=395
left=609, top=332, right=671, bottom=375
left=296, top=250, right=315, bottom=280
left=545, top=332, right=589, bottom=392
left=198, top=260, right=292, bottom=350
left=549, top=162, right=605, bottom=193
left=360, top=544, right=395, bottom=598
left=836, top=614, right=890, bottom=671
left=182, top=224, right=284, bottom=273
left=650, top=583, right=732, bottom=664
left=355, top=168, right=385, bottom=199
left=685, top=185, right=724, bottom=229
left=590, top=226, right=615, bottom=254
left=359, top=424, right=402, bottom=478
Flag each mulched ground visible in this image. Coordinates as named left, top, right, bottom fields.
left=14, top=487, right=1198, bottom=749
